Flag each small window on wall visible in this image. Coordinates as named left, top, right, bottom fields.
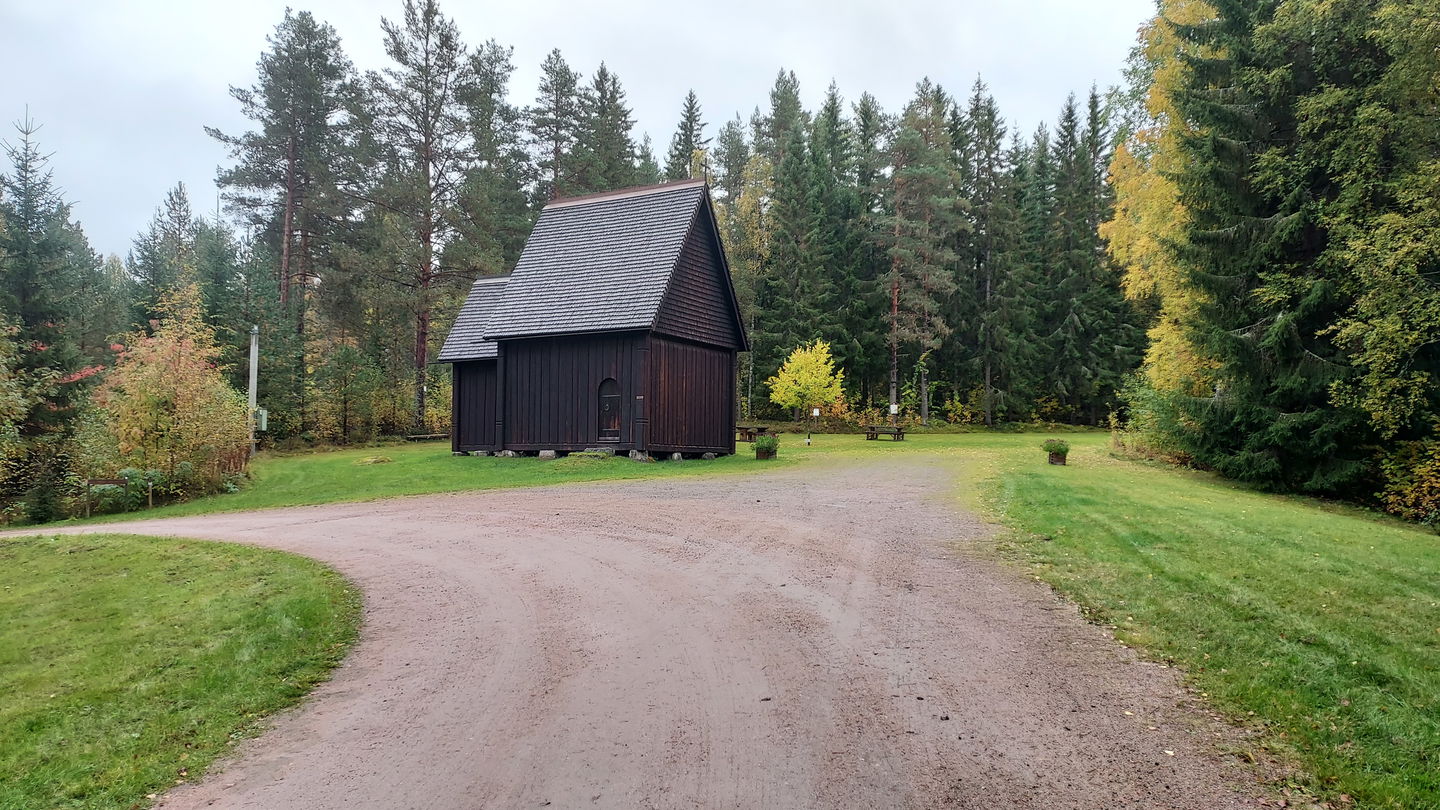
left=598, top=378, right=620, bottom=441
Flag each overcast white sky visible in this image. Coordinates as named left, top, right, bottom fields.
left=1, top=0, right=1154, bottom=257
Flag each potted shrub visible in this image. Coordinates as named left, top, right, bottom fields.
left=755, top=433, right=779, bottom=461
left=1043, top=438, right=1070, bottom=465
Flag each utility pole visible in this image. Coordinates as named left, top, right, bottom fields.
left=248, top=324, right=259, bottom=457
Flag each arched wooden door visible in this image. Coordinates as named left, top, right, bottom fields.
left=598, top=378, right=621, bottom=442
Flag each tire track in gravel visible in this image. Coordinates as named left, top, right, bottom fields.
left=17, top=454, right=1270, bottom=809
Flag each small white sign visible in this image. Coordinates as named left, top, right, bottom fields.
left=889, top=403, right=898, bottom=415
left=811, top=408, right=820, bottom=417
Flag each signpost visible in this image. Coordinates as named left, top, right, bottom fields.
left=247, top=325, right=259, bottom=457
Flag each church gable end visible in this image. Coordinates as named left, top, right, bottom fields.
left=653, top=201, right=743, bottom=349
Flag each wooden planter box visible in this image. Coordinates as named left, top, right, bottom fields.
left=756, top=448, right=777, bottom=461
left=1048, top=452, right=1067, bottom=466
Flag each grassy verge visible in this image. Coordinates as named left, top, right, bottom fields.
left=984, top=440, right=1439, bottom=809
left=0, top=533, right=360, bottom=810
left=58, top=440, right=795, bottom=524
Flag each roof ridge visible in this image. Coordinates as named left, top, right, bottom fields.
left=544, top=179, right=705, bottom=210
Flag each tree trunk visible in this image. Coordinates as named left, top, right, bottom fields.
left=983, top=255, right=994, bottom=428
left=919, top=364, right=929, bottom=426
left=889, top=254, right=900, bottom=427
left=414, top=124, right=435, bottom=432
left=279, top=136, right=297, bottom=308
left=415, top=247, right=431, bottom=432
left=297, top=226, right=310, bottom=337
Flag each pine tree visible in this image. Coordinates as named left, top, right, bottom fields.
left=529, top=48, right=582, bottom=201
left=664, top=90, right=709, bottom=181
left=369, top=0, right=475, bottom=430
left=206, top=9, right=358, bottom=314
left=878, top=81, right=966, bottom=423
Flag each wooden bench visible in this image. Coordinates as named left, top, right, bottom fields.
left=735, top=424, right=772, bottom=442
left=863, top=425, right=906, bottom=441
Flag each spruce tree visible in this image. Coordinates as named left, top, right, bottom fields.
left=529, top=48, right=582, bottom=200
left=758, top=70, right=804, bottom=165
left=1164, top=0, right=1377, bottom=492
left=452, top=38, right=533, bottom=277
left=634, top=135, right=661, bottom=185
left=0, top=118, right=104, bottom=518
left=957, top=80, right=1031, bottom=425
left=573, top=63, right=640, bottom=193
left=128, top=183, right=198, bottom=325
left=810, top=84, right=869, bottom=392
left=756, top=125, right=825, bottom=388
left=664, top=90, right=709, bottom=181
left=712, top=114, right=749, bottom=201
left=848, top=92, right=893, bottom=404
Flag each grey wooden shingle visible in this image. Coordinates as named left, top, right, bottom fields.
left=483, top=181, right=707, bottom=340
left=437, top=276, right=509, bottom=362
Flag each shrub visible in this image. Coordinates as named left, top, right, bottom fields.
left=1114, top=375, right=1195, bottom=464
left=1042, top=438, right=1071, bottom=456
left=91, top=284, right=249, bottom=498
left=1379, top=438, right=1440, bottom=526
left=754, top=434, right=779, bottom=453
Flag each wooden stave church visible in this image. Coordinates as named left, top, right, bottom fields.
left=438, top=179, right=748, bottom=457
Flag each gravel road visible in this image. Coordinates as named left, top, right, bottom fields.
left=37, top=455, right=1266, bottom=809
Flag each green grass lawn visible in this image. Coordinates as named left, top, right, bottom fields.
left=983, top=439, right=1440, bottom=810
left=0, top=534, right=360, bottom=810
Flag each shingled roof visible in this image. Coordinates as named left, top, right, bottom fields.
left=483, top=180, right=712, bottom=340
left=437, top=275, right=509, bottom=362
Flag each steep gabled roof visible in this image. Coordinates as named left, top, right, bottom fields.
left=437, top=276, right=509, bottom=362
left=484, top=180, right=709, bottom=340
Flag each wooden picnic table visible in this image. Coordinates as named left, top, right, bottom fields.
left=735, top=424, right=773, bottom=442
left=862, top=424, right=906, bottom=441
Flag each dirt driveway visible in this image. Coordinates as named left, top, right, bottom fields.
left=43, top=455, right=1263, bottom=809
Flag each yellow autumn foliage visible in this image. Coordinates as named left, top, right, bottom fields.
left=767, top=340, right=845, bottom=414
left=92, top=284, right=249, bottom=486
left=1100, top=0, right=1219, bottom=396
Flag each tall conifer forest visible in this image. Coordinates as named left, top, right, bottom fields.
left=1, top=0, right=1438, bottom=521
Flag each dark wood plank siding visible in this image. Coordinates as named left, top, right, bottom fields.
left=501, top=332, right=644, bottom=451
left=653, top=207, right=741, bottom=349
left=646, top=335, right=735, bottom=454
left=453, top=361, right=496, bottom=451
